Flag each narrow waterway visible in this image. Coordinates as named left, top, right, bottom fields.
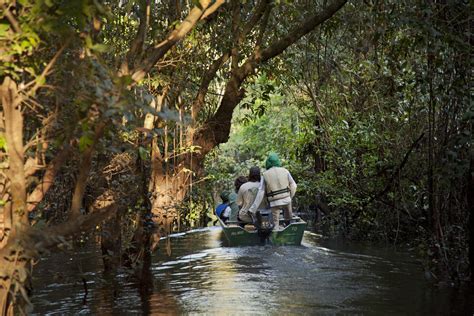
left=31, top=227, right=473, bottom=315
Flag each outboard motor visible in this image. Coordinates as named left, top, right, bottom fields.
left=253, top=211, right=274, bottom=243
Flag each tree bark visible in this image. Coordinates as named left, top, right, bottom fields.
left=1, top=77, right=27, bottom=237
left=27, top=145, right=72, bottom=213
left=70, top=122, right=105, bottom=218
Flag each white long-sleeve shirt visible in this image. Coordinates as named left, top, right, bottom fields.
left=248, top=168, right=297, bottom=213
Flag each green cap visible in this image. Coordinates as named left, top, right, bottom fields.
left=220, top=191, right=230, bottom=202
left=265, top=152, right=281, bottom=169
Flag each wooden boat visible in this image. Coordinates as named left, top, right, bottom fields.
left=218, top=215, right=306, bottom=247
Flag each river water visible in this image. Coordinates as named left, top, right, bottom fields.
left=31, top=227, right=473, bottom=315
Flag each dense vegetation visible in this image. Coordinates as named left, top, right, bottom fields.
left=207, top=0, right=472, bottom=283
left=0, top=0, right=471, bottom=313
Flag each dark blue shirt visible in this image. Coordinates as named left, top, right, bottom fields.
left=215, top=203, right=228, bottom=218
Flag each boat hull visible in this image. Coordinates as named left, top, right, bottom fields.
left=218, top=218, right=306, bottom=246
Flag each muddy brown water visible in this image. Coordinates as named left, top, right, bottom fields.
left=31, top=227, right=473, bottom=315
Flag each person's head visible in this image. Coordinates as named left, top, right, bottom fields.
left=265, top=152, right=281, bottom=169
left=220, top=191, right=230, bottom=203
left=248, top=166, right=261, bottom=182
left=234, top=176, right=248, bottom=192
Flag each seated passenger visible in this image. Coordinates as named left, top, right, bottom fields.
left=237, top=167, right=267, bottom=224
left=229, top=176, right=248, bottom=223
left=215, top=191, right=231, bottom=223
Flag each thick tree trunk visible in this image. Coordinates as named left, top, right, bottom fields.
left=150, top=169, right=190, bottom=236
left=193, top=76, right=246, bottom=158
left=0, top=77, right=29, bottom=315
left=1, top=78, right=27, bottom=236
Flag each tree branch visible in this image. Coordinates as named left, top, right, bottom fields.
left=241, top=0, right=270, bottom=39
left=23, top=40, right=69, bottom=97
left=1, top=5, right=21, bottom=33
left=191, top=52, right=231, bottom=121
left=122, top=0, right=151, bottom=73
left=255, top=2, right=272, bottom=47
left=70, top=122, right=106, bottom=218
left=194, top=0, right=348, bottom=154
left=27, top=145, right=72, bottom=213
left=259, top=0, right=347, bottom=64
left=230, top=0, right=241, bottom=71
left=200, top=0, right=225, bottom=20
left=191, top=1, right=271, bottom=122
left=131, top=0, right=225, bottom=82
left=239, top=0, right=348, bottom=79
left=367, top=132, right=426, bottom=205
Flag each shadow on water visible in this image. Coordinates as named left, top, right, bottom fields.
left=31, top=228, right=474, bottom=315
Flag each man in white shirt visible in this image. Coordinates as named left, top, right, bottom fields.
left=249, top=153, right=297, bottom=230
left=237, top=166, right=266, bottom=223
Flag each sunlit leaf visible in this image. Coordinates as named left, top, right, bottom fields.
left=79, top=135, right=94, bottom=152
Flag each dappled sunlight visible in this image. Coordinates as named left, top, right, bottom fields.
left=1, top=0, right=471, bottom=313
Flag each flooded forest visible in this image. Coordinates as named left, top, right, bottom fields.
left=0, top=0, right=472, bottom=314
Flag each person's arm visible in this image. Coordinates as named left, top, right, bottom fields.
left=248, top=178, right=265, bottom=214
left=223, top=206, right=231, bottom=218
left=288, top=171, right=297, bottom=198
left=236, top=187, right=244, bottom=206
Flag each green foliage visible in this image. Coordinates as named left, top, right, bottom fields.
left=0, top=135, right=7, bottom=151
left=205, top=0, right=471, bottom=282
left=238, top=74, right=281, bottom=123
left=138, top=146, right=149, bottom=160
left=205, top=76, right=302, bottom=202
left=78, top=134, right=93, bottom=152
left=2, top=0, right=470, bottom=288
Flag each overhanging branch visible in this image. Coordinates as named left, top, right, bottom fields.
left=194, top=0, right=348, bottom=154
left=131, top=0, right=225, bottom=82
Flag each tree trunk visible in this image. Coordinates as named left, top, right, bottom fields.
left=1, top=78, right=28, bottom=236
left=0, top=77, right=29, bottom=315
left=70, top=122, right=105, bottom=219
left=468, top=157, right=474, bottom=279
left=101, top=210, right=122, bottom=271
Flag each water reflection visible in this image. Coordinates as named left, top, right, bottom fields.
left=31, top=227, right=473, bottom=315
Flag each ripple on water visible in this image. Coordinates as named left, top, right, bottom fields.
left=30, top=227, right=473, bottom=315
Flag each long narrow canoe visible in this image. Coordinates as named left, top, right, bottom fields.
left=218, top=216, right=306, bottom=247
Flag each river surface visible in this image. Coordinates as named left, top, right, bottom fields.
left=31, top=227, right=473, bottom=315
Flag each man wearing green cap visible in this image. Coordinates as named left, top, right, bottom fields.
left=248, top=153, right=297, bottom=230
left=215, top=191, right=231, bottom=223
